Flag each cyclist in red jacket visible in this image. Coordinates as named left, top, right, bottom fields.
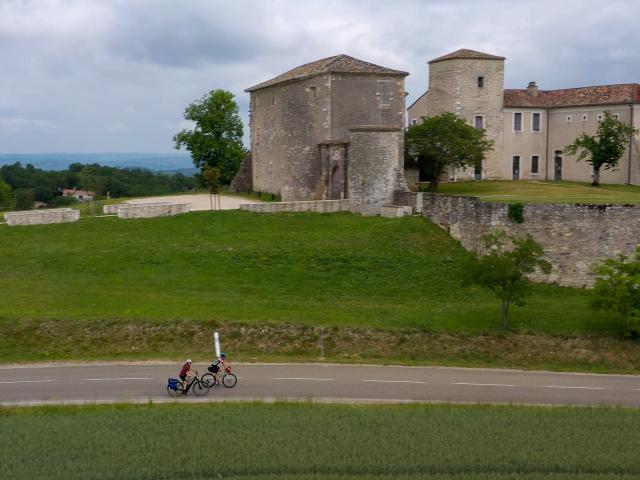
left=179, top=359, right=194, bottom=392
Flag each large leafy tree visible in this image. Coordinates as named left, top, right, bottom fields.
left=405, top=112, right=494, bottom=191
left=591, top=247, right=640, bottom=336
left=0, top=179, right=14, bottom=210
left=564, top=111, right=638, bottom=186
left=464, top=230, right=551, bottom=329
left=173, top=89, right=246, bottom=184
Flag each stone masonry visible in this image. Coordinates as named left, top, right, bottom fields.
left=243, top=54, right=410, bottom=214
left=421, top=193, right=640, bottom=287
left=5, top=208, right=80, bottom=226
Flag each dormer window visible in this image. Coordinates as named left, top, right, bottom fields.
left=477, top=76, right=484, bottom=88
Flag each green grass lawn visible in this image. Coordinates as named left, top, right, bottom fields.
left=2, top=402, right=639, bottom=479
left=434, top=180, right=640, bottom=204
left=0, top=211, right=620, bottom=333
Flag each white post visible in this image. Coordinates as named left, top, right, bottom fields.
left=214, top=331, right=220, bottom=357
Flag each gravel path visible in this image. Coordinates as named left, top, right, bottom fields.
left=125, top=194, right=263, bottom=211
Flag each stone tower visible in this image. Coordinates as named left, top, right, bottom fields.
left=425, top=49, right=505, bottom=179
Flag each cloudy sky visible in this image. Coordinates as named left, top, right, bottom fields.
left=1, top=0, right=639, bottom=153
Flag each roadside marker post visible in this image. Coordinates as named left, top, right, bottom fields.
left=214, top=331, right=221, bottom=357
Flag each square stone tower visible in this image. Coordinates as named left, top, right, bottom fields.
left=244, top=55, right=409, bottom=211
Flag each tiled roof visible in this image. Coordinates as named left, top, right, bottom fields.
left=429, top=49, right=505, bottom=64
left=245, top=54, right=408, bottom=92
left=504, top=84, right=640, bottom=108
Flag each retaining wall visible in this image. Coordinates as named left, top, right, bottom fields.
left=422, top=194, right=640, bottom=287
left=5, top=208, right=80, bottom=226
left=116, top=203, right=190, bottom=219
left=240, top=199, right=352, bottom=213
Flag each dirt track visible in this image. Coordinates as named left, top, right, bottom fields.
left=126, top=194, right=263, bottom=211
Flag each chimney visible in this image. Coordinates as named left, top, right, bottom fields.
left=527, top=81, right=538, bottom=97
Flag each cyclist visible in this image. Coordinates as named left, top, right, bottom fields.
left=208, top=352, right=228, bottom=385
left=179, top=359, right=195, bottom=393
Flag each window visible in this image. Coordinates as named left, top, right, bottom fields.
left=613, top=113, right=620, bottom=120
left=411, top=119, right=417, bottom=126
left=474, top=115, right=484, bottom=129
left=513, top=112, right=522, bottom=132
left=377, top=80, right=392, bottom=107
left=477, top=76, right=484, bottom=88
left=308, top=86, right=317, bottom=98
left=581, top=114, right=588, bottom=122
left=566, top=115, right=572, bottom=123
left=531, top=155, right=539, bottom=174
left=597, top=113, right=603, bottom=122
left=532, top=112, right=541, bottom=132
left=271, top=92, right=276, bottom=105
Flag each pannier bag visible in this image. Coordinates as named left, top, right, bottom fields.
left=207, top=364, right=219, bottom=373
left=167, top=378, right=180, bottom=390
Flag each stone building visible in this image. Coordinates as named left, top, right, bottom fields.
left=408, top=49, right=640, bottom=185
left=242, top=54, right=410, bottom=214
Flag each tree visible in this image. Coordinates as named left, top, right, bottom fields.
left=0, top=179, right=14, bottom=210
left=564, top=111, right=638, bottom=186
left=173, top=89, right=246, bottom=184
left=591, top=247, right=640, bottom=336
left=464, top=230, right=551, bottom=329
left=201, top=165, right=221, bottom=210
left=405, top=112, right=494, bottom=191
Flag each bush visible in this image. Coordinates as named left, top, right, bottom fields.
left=508, top=202, right=524, bottom=223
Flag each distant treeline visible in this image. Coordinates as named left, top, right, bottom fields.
left=0, top=162, right=197, bottom=210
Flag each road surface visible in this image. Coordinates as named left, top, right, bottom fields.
left=1, top=362, right=640, bottom=407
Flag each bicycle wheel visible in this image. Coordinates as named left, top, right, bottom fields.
left=192, top=380, right=209, bottom=397
left=201, top=373, right=215, bottom=388
left=222, top=373, right=237, bottom=388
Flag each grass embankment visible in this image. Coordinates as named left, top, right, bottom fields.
left=2, top=402, right=640, bottom=479
left=0, top=211, right=634, bottom=370
left=434, top=180, right=640, bottom=204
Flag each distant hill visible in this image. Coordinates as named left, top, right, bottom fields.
left=0, top=153, right=195, bottom=172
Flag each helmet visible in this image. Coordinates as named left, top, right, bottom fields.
left=220, top=352, right=226, bottom=358
left=186, top=359, right=192, bottom=364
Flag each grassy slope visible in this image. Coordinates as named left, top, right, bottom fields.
left=2, top=402, right=640, bottom=479
left=0, top=211, right=620, bottom=333
left=435, top=180, right=640, bottom=204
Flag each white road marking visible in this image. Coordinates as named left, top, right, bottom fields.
left=541, top=385, right=607, bottom=390
left=271, top=377, right=335, bottom=381
left=83, top=377, right=153, bottom=381
left=0, top=379, right=57, bottom=384
left=361, top=380, right=426, bottom=384
left=453, top=383, right=516, bottom=387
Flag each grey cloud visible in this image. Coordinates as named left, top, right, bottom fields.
left=0, top=0, right=639, bottom=153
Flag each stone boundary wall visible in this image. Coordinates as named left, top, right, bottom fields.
left=422, top=194, right=640, bottom=287
left=393, top=191, right=423, bottom=213
left=240, top=199, right=352, bottom=213
left=381, top=205, right=412, bottom=218
left=116, top=203, right=190, bottom=219
left=103, top=204, right=119, bottom=214
left=4, top=208, right=80, bottom=226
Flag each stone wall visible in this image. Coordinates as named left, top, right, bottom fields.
left=250, top=72, right=406, bottom=202
left=5, top=208, right=80, bottom=226
left=393, top=191, right=423, bottom=213
left=348, top=126, right=405, bottom=215
left=229, top=153, right=253, bottom=193
left=240, top=199, right=352, bottom=213
left=116, top=203, right=190, bottom=219
left=421, top=194, right=640, bottom=287
left=103, top=204, right=119, bottom=214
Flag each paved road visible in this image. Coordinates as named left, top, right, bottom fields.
left=1, top=362, right=640, bottom=407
